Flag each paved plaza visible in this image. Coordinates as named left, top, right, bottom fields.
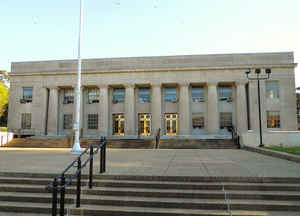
left=0, top=147, right=300, bottom=177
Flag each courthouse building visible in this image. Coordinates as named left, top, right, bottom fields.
left=7, top=52, right=298, bottom=146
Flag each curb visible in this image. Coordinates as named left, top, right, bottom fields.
left=244, top=146, right=300, bottom=163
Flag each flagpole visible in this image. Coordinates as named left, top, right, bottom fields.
left=72, top=0, right=84, bottom=153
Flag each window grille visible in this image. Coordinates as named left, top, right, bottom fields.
left=267, top=111, right=280, bottom=128
left=220, top=112, right=232, bottom=129
left=63, top=114, right=73, bottom=129
left=21, top=113, right=31, bottom=129
left=266, top=81, right=279, bottom=99
left=88, top=114, right=98, bottom=129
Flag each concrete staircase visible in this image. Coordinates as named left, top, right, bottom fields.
left=0, top=173, right=300, bottom=215
left=3, top=137, right=238, bottom=149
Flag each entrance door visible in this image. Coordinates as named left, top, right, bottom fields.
left=138, top=114, right=151, bottom=136
left=165, top=113, right=178, bottom=136
left=113, top=114, right=125, bottom=136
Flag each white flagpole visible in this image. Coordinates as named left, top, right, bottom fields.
left=72, top=0, right=84, bottom=153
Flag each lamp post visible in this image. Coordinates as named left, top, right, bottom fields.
left=245, top=68, right=271, bottom=147
left=71, top=0, right=84, bottom=153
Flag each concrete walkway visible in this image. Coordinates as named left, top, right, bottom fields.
left=0, top=148, right=300, bottom=177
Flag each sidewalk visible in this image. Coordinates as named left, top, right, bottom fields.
left=1, top=148, right=300, bottom=177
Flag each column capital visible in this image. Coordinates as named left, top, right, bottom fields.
left=235, top=80, right=248, bottom=86
left=98, top=84, right=109, bottom=89
left=47, top=86, right=59, bottom=90
left=206, top=81, right=218, bottom=86
left=151, top=83, right=162, bottom=88
left=124, top=84, right=135, bottom=88
left=179, top=82, right=190, bottom=87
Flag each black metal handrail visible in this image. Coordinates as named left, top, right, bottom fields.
left=155, top=128, right=161, bottom=149
left=46, top=137, right=107, bottom=216
left=229, top=125, right=240, bottom=148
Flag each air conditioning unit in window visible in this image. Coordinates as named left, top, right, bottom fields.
left=112, top=99, right=118, bottom=104
left=92, top=99, right=99, bottom=103
left=171, top=98, right=178, bottom=103
left=227, top=97, right=233, bottom=102
left=199, top=98, right=205, bottom=102
left=219, top=97, right=227, bottom=101
left=20, top=99, right=26, bottom=104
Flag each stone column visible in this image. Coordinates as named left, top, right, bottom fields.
left=125, top=84, right=136, bottom=136
left=207, top=82, right=219, bottom=134
left=236, top=81, right=248, bottom=134
left=99, top=85, right=109, bottom=136
left=47, top=87, right=59, bottom=136
left=179, top=82, right=191, bottom=135
left=41, top=87, right=48, bottom=136
left=151, top=84, right=162, bottom=136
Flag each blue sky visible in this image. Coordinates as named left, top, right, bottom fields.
left=1, top=0, right=300, bottom=86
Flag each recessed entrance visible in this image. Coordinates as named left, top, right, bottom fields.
left=138, top=114, right=151, bottom=136
left=165, top=113, right=178, bottom=136
left=113, top=114, right=125, bottom=136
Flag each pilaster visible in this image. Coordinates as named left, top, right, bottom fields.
left=151, top=84, right=162, bottom=136
left=47, top=87, right=59, bottom=136
left=207, top=82, right=219, bottom=134
left=125, top=84, right=136, bottom=136
left=235, top=81, right=248, bottom=134
left=179, top=82, right=191, bottom=135
left=99, top=85, right=109, bottom=136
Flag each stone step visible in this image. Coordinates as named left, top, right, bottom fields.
left=0, top=201, right=62, bottom=214
left=68, top=205, right=297, bottom=216
left=84, top=186, right=300, bottom=200
left=0, top=177, right=88, bottom=186
left=93, top=179, right=300, bottom=191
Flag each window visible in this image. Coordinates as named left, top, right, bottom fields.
left=220, top=112, right=232, bottom=129
left=267, top=111, right=280, bottom=128
left=22, top=87, right=33, bottom=103
left=113, top=88, right=125, bottom=103
left=63, top=89, right=74, bottom=104
left=266, top=81, right=279, bottom=99
left=88, top=114, right=98, bottom=129
left=113, top=114, right=125, bottom=135
left=165, top=113, right=178, bottom=135
left=138, top=114, right=151, bottom=136
left=165, top=87, right=177, bottom=102
left=21, top=113, right=31, bottom=129
left=88, top=89, right=99, bottom=104
left=218, top=86, right=232, bottom=101
left=192, top=113, right=204, bottom=129
left=63, top=114, right=73, bottom=129
left=138, top=88, right=150, bottom=103
left=192, top=87, right=205, bottom=102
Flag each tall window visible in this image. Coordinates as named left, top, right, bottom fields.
left=63, top=114, right=73, bottom=129
left=88, top=89, right=99, bottom=104
left=267, top=111, right=280, bottom=128
left=63, top=89, right=74, bottom=104
left=23, top=87, right=33, bottom=102
left=113, top=88, right=125, bottom=103
left=192, top=113, right=205, bottom=129
left=21, top=113, right=31, bottom=129
left=192, top=87, right=205, bottom=102
left=138, top=114, right=151, bottom=136
left=88, top=114, right=98, bottom=129
left=165, top=87, right=177, bottom=102
left=266, top=81, right=279, bottom=99
left=218, top=86, right=232, bottom=101
left=165, top=113, right=178, bottom=135
left=113, top=114, right=125, bottom=135
left=138, top=88, right=150, bottom=103
left=220, top=112, right=232, bottom=129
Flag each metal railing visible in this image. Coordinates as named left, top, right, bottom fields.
left=155, top=128, right=161, bottom=149
left=229, top=125, right=240, bottom=148
left=46, top=137, right=107, bottom=216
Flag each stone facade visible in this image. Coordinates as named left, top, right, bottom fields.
left=7, top=52, right=298, bottom=144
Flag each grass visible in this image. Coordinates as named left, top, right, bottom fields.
left=0, top=127, right=7, bottom=132
left=265, top=146, right=300, bottom=156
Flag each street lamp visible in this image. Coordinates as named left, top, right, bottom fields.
left=71, top=0, right=84, bottom=153
left=245, top=68, right=271, bottom=147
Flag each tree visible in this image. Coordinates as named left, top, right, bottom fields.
left=0, top=71, right=9, bottom=126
